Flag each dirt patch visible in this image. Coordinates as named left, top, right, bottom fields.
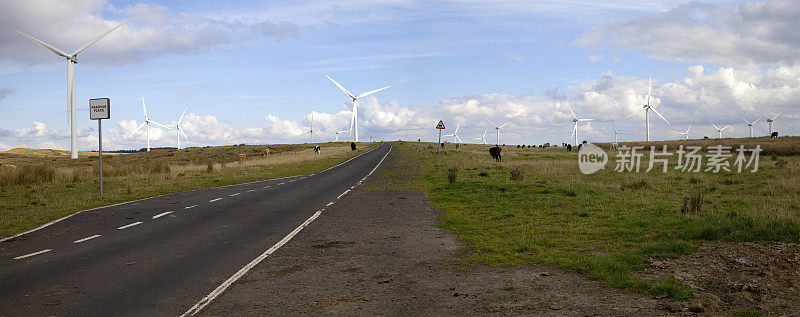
left=638, top=242, right=800, bottom=315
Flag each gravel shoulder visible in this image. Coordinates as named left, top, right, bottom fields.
left=201, top=146, right=675, bottom=316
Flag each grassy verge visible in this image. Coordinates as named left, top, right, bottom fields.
left=393, top=138, right=800, bottom=300
left=0, top=143, right=376, bottom=238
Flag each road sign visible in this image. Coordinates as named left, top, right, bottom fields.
left=435, top=120, right=445, bottom=129
left=89, top=98, right=110, bottom=120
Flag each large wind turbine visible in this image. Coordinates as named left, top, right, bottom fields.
left=611, top=122, right=624, bottom=144
left=712, top=124, right=729, bottom=139
left=444, top=123, right=463, bottom=144
left=760, top=111, right=782, bottom=136
left=325, top=75, right=390, bottom=142
left=676, top=126, right=691, bottom=140
left=568, top=106, right=593, bottom=146
left=170, top=107, right=190, bottom=149
left=127, top=94, right=169, bottom=152
left=487, top=120, right=509, bottom=146
left=16, top=22, right=126, bottom=159
left=740, top=116, right=760, bottom=138
left=334, top=129, right=351, bottom=142
left=474, top=128, right=488, bottom=145
left=625, top=77, right=670, bottom=141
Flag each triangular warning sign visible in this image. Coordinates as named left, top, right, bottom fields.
left=435, top=120, right=445, bottom=129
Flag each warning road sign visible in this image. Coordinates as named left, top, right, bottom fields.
left=435, top=120, right=445, bottom=129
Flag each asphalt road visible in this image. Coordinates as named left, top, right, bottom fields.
left=0, top=142, right=392, bottom=316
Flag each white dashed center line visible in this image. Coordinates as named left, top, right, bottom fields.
left=117, top=222, right=143, bottom=230
left=73, top=235, right=101, bottom=244
left=247, top=189, right=256, bottom=192
left=230, top=193, right=241, bottom=197
left=326, top=202, right=334, bottom=207
left=209, top=198, right=222, bottom=203
left=185, top=205, right=198, bottom=209
left=14, top=249, right=51, bottom=260
left=152, top=211, right=174, bottom=219
left=262, top=186, right=270, bottom=189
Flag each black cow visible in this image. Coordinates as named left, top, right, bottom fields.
left=567, top=144, right=572, bottom=152
left=489, top=146, right=502, bottom=161
left=771, top=132, right=779, bottom=137
left=314, top=146, right=321, bottom=153
left=350, top=142, right=357, bottom=151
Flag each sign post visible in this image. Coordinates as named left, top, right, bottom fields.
left=89, top=98, right=110, bottom=198
left=435, top=120, right=445, bottom=145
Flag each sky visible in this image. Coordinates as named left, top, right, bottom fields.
left=1, top=0, right=799, bottom=151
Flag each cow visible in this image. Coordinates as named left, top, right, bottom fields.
left=261, top=149, right=271, bottom=156
left=544, top=142, right=550, bottom=148
left=350, top=142, right=357, bottom=151
left=517, top=145, right=520, bottom=148
left=314, top=146, right=321, bottom=154
left=771, top=132, right=779, bottom=137
left=489, top=146, right=502, bottom=161
left=238, top=154, right=247, bottom=161
left=567, top=144, right=572, bottom=152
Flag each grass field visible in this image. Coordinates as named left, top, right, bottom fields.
left=397, top=137, right=800, bottom=300
left=0, top=142, right=376, bottom=238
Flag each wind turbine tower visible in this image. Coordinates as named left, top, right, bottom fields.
left=16, top=22, right=127, bottom=159
left=487, top=120, right=509, bottom=146
left=740, top=116, right=760, bottom=138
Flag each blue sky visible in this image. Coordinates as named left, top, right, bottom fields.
left=1, top=0, right=798, bottom=150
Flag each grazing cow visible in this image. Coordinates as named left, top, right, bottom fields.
left=771, top=132, right=779, bottom=137
left=314, top=146, right=321, bottom=154
left=489, top=146, right=502, bottom=161
left=544, top=142, right=550, bottom=148
left=517, top=145, right=520, bottom=148
left=350, top=142, right=357, bottom=151
left=261, top=149, right=271, bottom=156
left=567, top=144, right=572, bottom=152
left=238, top=154, right=247, bottom=161
left=440, top=143, right=445, bottom=148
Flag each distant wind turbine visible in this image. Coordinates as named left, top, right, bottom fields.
left=300, top=113, right=316, bottom=143
left=334, top=128, right=351, bottom=142
left=676, top=126, right=691, bottom=140
left=487, top=120, right=509, bottom=146
left=127, top=94, right=170, bottom=152
left=16, top=22, right=126, bottom=159
left=712, top=124, right=729, bottom=139
left=170, top=107, right=190, bottom=149
left=444, top=123, right=463, bottom=144
left=760, top=111, right=782, bottom=136
left=326, top=75, right=390, bottom=143
left=568, top=106, right=593, bottom=146
left=611, top=121, right=624, bottom=144
left=474, top=128, right=488, bottom=145
left=740, top=116, right=760, bottom=138
left=625, top=76, right=670, bottom=141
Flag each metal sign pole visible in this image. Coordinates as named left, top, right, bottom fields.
left=438, top=129, right=441, bottom=145
left=90, top=97, right=109, bottom=199
left=99, top=119, right=103, bottom=198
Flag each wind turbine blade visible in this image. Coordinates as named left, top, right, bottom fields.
left=141, top=94, right=148, bottom=119
left=687, top=126, right=691, bottom=133
left=752, top=117, right=760, bottom=124
left=499, top=122, right=510, bottom=128
left=72, top=21, right=127, bottom=56
left=570, top=123, right=577, bottom=141
left=722, top=125, right=729, bottom=131
left=15, top=29, right=70, bottom=58
left=712, top=124, right=719, bottom=130
left=740, top=116, right=750, bottom=125
left=487, top=120, right=497, bottom=128
left=578, top=118, right=594, bottom=122
left=356, top=85, right=391, bottom=99
left=456, top=135, right=463, bottom=143
left=178, top=107, right=188, bottom=124
left=325, top=75, right=356, bottom=99
left=773, top=112, right=782, bottom=120
left=647, top=76, right=652, bottom=106
left=624, top=108, right=646, bottom=118
left=611, top=121, right=616, bottom=131
left=483, top=128, right=487, bottom=138
left=454, top=123, right=460, bottom=134
left=126, top=122, right=146, bottom=138
left=650, top=107, right=670, bottom=125
left=568, top=106, right=578, bottom=120
left=179, top=127, right=189, bottom=142
left=151, top=121, right=172, bottom=129
left=760, top=111, right=771, bottom=119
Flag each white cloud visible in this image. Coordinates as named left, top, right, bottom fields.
left=0, top=0, right=299, bottom=67
left=576, top=0, right=800, bottom=66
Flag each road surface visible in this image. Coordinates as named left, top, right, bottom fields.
left=0, top=143, right=391, bottom=316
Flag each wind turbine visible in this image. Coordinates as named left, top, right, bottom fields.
left=444, top=123, right=463, bottom=144
left=474, top=128, right=488, bottom=145
left=760, top=111, right=782, bottom=136
left=127, top=94, right=170, bottom=152
left=170, top=107, right=190, bottom=149
left=740, top=116, right=760, bottom=138
left=487, top=120, right=509, bottom=146
left=568, top=106, right=593, bottom=146
left=334, top=129, right=351, bottom=142
left=611, top=122, right=624, bottom=144
left=625, top=76, right=670, bottom=141
left=712, top=124, right=729, bottom=139
left=326, top=75, right=390, bottom=143
left=300, top=113, right=316, bottom=143
left=16, top=22, right=126, bottom=159
left=676, top=126, right=691, bottom=140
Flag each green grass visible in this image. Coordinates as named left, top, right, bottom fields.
left=0, top=143, right=376, bottom=238
left=392, top=139, right=800, bottom=301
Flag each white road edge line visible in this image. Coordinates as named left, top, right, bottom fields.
left=1, top=144, right=381, bottom=243
left=209, top=198, right=222, bottom=203
left=117, top=221, right=143, bottom=230
left=181, top=143, right=391, bottom=316
left=185, top=205, right=198, bottom=209
left=337, top=190, right=351, bottom=200
left=278, top=182, right=285, bottom=185
left=14, top=249, right=51, bottom=260
left=73, top=234, right=101, bottom=244
left=326, top=202, right=334, bottom=207
left=152, top=211, right=174, bottom=219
